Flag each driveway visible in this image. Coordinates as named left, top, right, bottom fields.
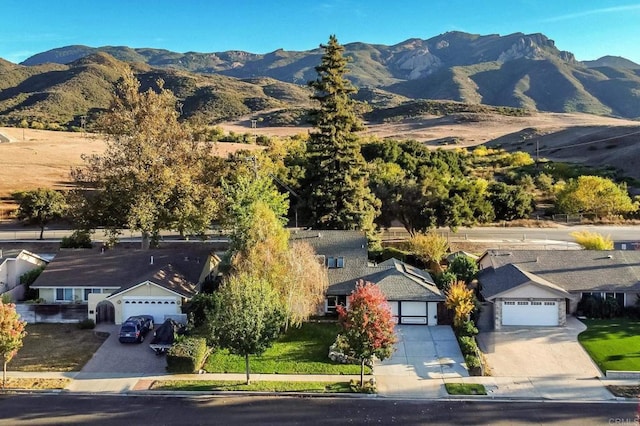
left=374, top=325, right=467, bottom=397
left=476, top=317, right=601, bottom=378
left=79, top=324, right=168, bottom=375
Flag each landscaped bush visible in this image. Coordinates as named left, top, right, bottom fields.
left=60, top=230, right=93, bottom=248
left=456, top=320, right=479, bottom=337
left=167, top=337, right=208, bottom=373
left=77, top=319, right=95, bottom=329
left=457, top=336, right=479, bottom=356
left=464, top=354, right=482, bottom=369
left=578, top=296, right=622, bottom=319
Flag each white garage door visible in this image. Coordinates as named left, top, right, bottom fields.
left=399, top=301, right=427, bottom=325
left=122, top=296, right=179, bottom=324
left=502, top=300, right=558, bottom=326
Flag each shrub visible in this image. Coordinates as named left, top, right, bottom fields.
left=457, top=335, right=479, bottom=356
left=464, top=354, right=481, bottom=369
left=20, top=267, right=44, bottom=300
left=60, top=230, right=93, bottom=248
left=167, top=337, right=208, bottom=373
left=434, top=271, right=456, bottom=291
left=349, top=378, right=376, bottom=394
left=456, top=320, right=479, bottom=337
left=77, top=319, right=95, bottom=329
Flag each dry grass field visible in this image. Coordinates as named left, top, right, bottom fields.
left=1, top=110, right=638, bottom=212
left=0, top=127, right=263, bottom=212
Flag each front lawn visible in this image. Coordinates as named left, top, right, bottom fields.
left=9, top=324, right=108, bottom=372
left=445, top=383, right=487, bottom=395
left=578, top=319, right=640, bottom=372
left=150, top=380, right=352, bottom=393
left=204, top=322, right=370, bottom=375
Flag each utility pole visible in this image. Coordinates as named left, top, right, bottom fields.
left=536, top=139, right=539, bottom=168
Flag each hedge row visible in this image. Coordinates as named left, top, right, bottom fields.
left=166, top=337, right=208, bottom=373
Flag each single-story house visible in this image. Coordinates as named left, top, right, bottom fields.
left=478, top=250, right=640, bottom=329
left=0, top=249, right=49, bottom=299
left=290, top=230, right=445, bottom=325
left=31, top=247, right=218, bottom=324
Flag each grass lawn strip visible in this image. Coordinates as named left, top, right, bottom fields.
left=204, top=322, right=370, bottom=375
left=10, top=324, right=108, bottom=372
left=445, top=383, right=487, bottom=395
left=2, top=378, right=70, bottom=390
left=150, top=380, right=352, bottom=393
left=607, top=385, right=640, bottom=398
left=578, top=319, right=640, bottom=372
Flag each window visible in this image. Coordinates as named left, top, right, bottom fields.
left=503, top=301, right=515, bottom=305
left=325, top=295, right=347, bottom=313
left=544, top=301, right=556, bottom=306
left=531, top=301, right=542, bottom=305
left=84, top=288, right=101, bottom=301
left=326, top=257, right=345, bottom=268
left=517, top=301, right=528, bottom=305
left=56, top=288, right=73, bottom=301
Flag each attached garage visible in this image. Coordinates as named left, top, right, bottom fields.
left=121, top=296, right=179, bottom=324
left=501, top=300, right=559, bottom=326
left=389, top=300, right=439, bottom=326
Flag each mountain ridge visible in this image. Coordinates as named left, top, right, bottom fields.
left=2, top=31, right=639, bottom=124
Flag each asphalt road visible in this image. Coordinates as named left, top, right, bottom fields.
left=3, top=224, right=640, bottom=244
left=0, top=394, right=635, bottom=425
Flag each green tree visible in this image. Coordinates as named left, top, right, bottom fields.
left=555, top=175, right=636, bottom=219
left=230, top=201, right=327, bottom=331
left=304, top=35, right=380, bottom=240
left=14, top=189, right=66, bottom=240
left=488, top=182, right=535, bottom=221
left=337, top=280, right=396, bottom=388
left=208, top=273, right=284, bottom=384
left=72, top=67, right=219, bottom=248
left=0, top=301, right=27, bottom=389
left=448, top=255, right=479, bottom=284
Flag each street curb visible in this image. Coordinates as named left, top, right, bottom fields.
left=128, top=389, right=378, bottom=398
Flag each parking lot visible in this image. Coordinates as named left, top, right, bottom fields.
left=79, top=324, right=168, bottom=374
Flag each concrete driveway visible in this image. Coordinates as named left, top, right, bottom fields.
left=374, top=325, right=468, bottom=397
left=476, top=317, right=601, bottom=378
left=79, top=324, right=168, bottom=374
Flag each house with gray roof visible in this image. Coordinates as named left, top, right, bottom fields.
left=291, top=230, right=445, bottom=325
left=31, top=247, right=218, bottom=324
left=0, top=249, right=49, bottom=301
left=478, top=250, right=640, bottom=329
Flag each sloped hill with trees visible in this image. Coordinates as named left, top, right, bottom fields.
left=15, top=31, right=640, bottom=119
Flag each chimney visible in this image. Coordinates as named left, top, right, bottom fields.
left=150, top=255, right=154, bottom=265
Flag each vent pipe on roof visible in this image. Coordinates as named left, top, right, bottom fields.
left=607, top=254, right=613, bottom=259
left=150, top=255, right=154, bottom=265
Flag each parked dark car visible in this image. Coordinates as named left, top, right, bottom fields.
left=118, top=315, right=154, bottom=344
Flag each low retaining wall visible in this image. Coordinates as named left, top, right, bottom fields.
left=15, top=303, right=88, bottom=323
left=606, top=370, right=640, bottom=379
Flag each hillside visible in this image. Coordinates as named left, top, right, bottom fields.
left=0, top=53, right=312, bottom=127
left=15, top=31, right=640, bottom=119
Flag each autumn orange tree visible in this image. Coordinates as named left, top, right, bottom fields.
left=445, top=281, right=475, bottom=329
left=0, top=301, right=27, bottom=389
left=337, top=281, right=396, bottom=388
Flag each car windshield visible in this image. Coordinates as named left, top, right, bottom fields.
left=120, top=325, right=136, bottom=333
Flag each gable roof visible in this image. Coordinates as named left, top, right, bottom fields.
left=0, top=249, right=50, bottom=264
left=32, top=248, right=213, bottom=297
left=106, top=264, right=199, bottom=298
left=480, top=263, right=573, bottom=300
left=479, top=249, right=640, bottom=293
left=328, top=258, right=444, bottom=302
left=290, top=229, right=369, bottom=287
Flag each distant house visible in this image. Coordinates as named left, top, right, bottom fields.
left=31, top=248, right=219, bottom=324
left=0, top=249, right=49, bottom=300
left=478, top=250, right=640, bottom=329
left=291, top=230, right=445, bottom=325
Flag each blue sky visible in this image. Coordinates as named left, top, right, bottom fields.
left=1, top=0, right=639, bottom=64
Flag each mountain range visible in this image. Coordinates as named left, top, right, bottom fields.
left=1, top=31, right=639, bottom=127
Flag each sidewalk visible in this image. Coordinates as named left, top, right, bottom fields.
left=5, top=369, right=626, bottom=400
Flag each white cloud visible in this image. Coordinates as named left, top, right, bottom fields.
left=541, top=4, right=640, bottom=23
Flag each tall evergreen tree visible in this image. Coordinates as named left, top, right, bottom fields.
left=305, top=35, right=380, bottom=238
